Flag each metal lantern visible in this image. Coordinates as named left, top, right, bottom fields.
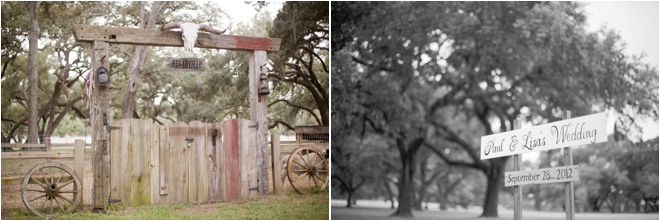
left=96, top=66, right=110, bottom=85
left=258, top=72, right=270, bottom=95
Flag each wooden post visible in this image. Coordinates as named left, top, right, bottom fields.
left=513, top=119, right=523, bottom=220
left=563, top=111, right=575, bottom=219
left=91, top=40, right=110, bottom=209
left=74, top=139, right=85, bottom=208
left=248, top=50, right=269, bottom=194
left=271, top=131, right=281, bottom=192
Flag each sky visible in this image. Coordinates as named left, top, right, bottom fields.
left=584, top=1, right=659, bottom=68
left=219, top=1, right=283, bottom=25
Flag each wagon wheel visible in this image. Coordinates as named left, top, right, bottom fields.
left=21, top=162, right=82, bottom=218
left=286, top=146, right=328, bottom=194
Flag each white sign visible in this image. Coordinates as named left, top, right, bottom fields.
left=505, top=165, right=580, bottom=186
left=480, top=112, right=608, bottom=160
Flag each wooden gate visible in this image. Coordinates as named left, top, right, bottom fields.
left=109, top=118, right=257, bottom=206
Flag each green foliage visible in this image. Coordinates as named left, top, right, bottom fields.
left=268, top=1, right=329, bottom=130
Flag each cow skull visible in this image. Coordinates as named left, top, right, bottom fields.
left=161, top=22, right=226, bottom=52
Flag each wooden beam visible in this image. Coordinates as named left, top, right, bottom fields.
left=91, top=40, right=111, bottom=209
left=2, top=174, right=75, bottom=186
left=249, top=51, right=269, bottom=194
left=73, top=25, right=281, bottom=52
left=294, top=126, right=329, bottom=134
left=74, top=139, right=85, bottom=208
left=563, top=111, right=576, bottom=220
left=513, top=119, right=522, bottom=220
left=1, top=151, right=74, bottom=160
left=5, top=143, right=92, bottom=147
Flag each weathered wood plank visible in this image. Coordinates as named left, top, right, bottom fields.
left=271, top=132, right=281, bottom=192
left=128, top=119, right=140, bottom=206
left=151, top=124, right=168, bottom=205
left=129, top=119, right=151, bottom=206
left=91, top=40, right=111, bottom=209
left=110, top=120, right=123, bottom=205
left=159, top=126, right=170, bottom=198
left=73, top=25, right=281, bottom=52
left=240, top=119, right=258, bottom=200
left=294, top=126, right=329, bottom=134
left=1, top=151, right=74, bottom=160
left=188, top=121, right=207, bottom=203
left=2, top=174, right=75, bottom=186
left=248, top=50, right=269, bottom=195
left=207, top=122, right=224, bottom=202
left=224, top=119, right=240, bottom=201
left=169, top=121, right=189, bottom=205
left=0, top=143, right=91, bottom=148
left=119, top=119, right=132, bottom=204
left=74, top=139, right=85, bottom=208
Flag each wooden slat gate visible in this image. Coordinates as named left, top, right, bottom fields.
left=109, top=118, right=257, bottom=206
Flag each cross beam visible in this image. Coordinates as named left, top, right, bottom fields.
left=73, top=25, right=281, bottom=52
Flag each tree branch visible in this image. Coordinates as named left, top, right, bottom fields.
left=268, top=99, right=322, bottom=125
left=424, top=143, right=483, bottom=170
left=268, top=120, right=295, bottom=131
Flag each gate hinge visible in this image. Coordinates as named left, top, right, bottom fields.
left=248, top=122, right=258, bottom=129
left=106, top=125, right=121, bottom=132
left=249, top=180, right=259, bottom=192
left=108, top=196, right=121, bottom=205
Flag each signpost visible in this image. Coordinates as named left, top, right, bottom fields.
left=481, top=111, right=608, bottom=220
left=166, top=58, right=205, bottom=71
left=480, top=112, right=607, bottom=160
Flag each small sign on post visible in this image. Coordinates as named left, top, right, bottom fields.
left=166, top=58, right=205, bottom=72
left=505, top=165, right=580, bottom=187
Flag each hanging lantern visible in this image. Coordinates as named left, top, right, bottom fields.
left=258, top=72, right=270, bottom=95
left=96, top=66, right=110, bottom=85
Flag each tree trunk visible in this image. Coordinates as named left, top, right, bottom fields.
left=25, top=1, right=41, bottom=145
left=391, top=144, right=415, bottom=217
left=122, top=1, right=167, bottom=119
left=480, top=157, right=507, bottom=217
left=383, top=179, right=395, bottom=209
left=346, top=190, right=353, bottom=208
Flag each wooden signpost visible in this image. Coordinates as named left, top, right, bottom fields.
left=166, top=58, right=205, bottom=71
left=480, top=112, right=607, bottom=160
left=481, top=111, right=608, bottom=220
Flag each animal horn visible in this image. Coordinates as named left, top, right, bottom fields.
left=161, top=22, right=181, bottom=31
left=198, top=24, right=226, bottom=35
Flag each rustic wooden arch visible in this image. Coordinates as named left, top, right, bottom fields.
left=73, top=24, right=281, bottom=209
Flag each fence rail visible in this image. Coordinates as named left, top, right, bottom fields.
left=1, top=143, right=92, bottom=148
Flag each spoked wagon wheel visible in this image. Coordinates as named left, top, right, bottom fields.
left=21, top=162, right=82, bottom=218
left=286, top=146, right=329, bottom=194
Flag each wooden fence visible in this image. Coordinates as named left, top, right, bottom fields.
left=109, top=118, right=258, bottom=207
left=270, top=126, right=328, bottom=192
left=1, top=140, right=87, bottom=207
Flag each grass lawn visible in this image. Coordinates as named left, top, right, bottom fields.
left=331, top=206, right=659, bottom=220
left=2, top=190, right=328, bottom=220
